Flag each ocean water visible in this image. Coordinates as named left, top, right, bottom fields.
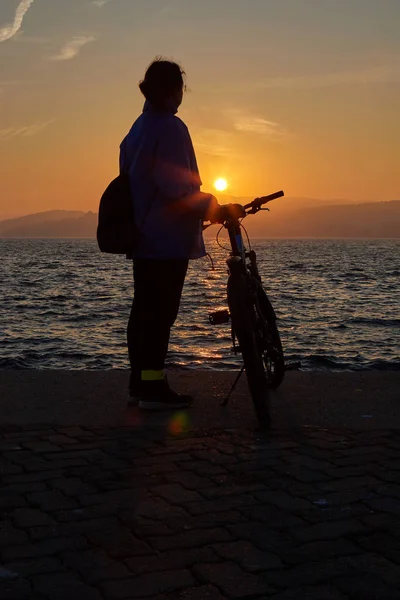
left=1, top=238, right=399, bottom=371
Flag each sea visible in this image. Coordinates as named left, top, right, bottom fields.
left=1, top=238, right=399, bottom=372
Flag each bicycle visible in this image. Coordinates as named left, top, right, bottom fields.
left=206, top=191, right=285, bottom=428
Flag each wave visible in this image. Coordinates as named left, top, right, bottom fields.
left=348, top=317, right=400, bottom=327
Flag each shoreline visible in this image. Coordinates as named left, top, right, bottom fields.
left=1, top=370, right=399, bottom=431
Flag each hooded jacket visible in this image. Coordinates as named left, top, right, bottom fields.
left=119, top=101, right=212, bottom=259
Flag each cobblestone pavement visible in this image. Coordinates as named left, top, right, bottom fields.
left=1, top=423, right=399, bottom=599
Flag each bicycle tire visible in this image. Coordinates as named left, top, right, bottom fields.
left=227, top=273, right=271, bottom=428
left=255, top=283, right=285, bottom=389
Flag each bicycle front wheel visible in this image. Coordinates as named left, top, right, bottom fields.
left=227, top=273, right=271, bottom=428
left=256, top=283, right=285, bottom=389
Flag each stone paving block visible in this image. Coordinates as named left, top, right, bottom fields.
left=125, top=546, right=219, bottom=575
left=28, top=517, right=120, bottom=540
left=301, top=503, right=371, bottom=524
left=29, top=458, right=88, bottom=470
left=281, top=538, right=360, bottom=565
left=269, top=584, right=347, bottom=599
left=151, top=483, right=204, bottom=504
left=178, top=585, right=228, bottom=599
left=291, top=519, right=367, bottom=542
left=199, top=483, right=265, bottom=500
left=43, top=449, right=105, bottom=461
left=287, top=468, right=330, bottom=483
left=50, top=477, right=97, bottom=496
left=80, top=488, right=139, bottom=507
left=184, top=460, right=227, bottom=477
left=3, top=557, right=63, bottom=577
left=193, top=561, right=275, bottom=598
left=186, top=510, right=243, bottom=529
left=62, top=548, right=131, bottom=583
left=133, top=496, right=190, bottom=521
left=356, top=532, right=400, bottom=564
left=320, top=475, right=381, bottom=492
left=32, top=572, right=103, bottom=600
left=185, top=494, right=259, bottom=516
left=254, top=490, right=313, bottom=512
left=264, top=558, right=355, bottom=588
left=339, top=553, right=400, bottom=587
left=238, top=505, right=305, bottom=529
left=149, top=527, right=232, bottom=551
left=0, top=464, right=23, bottom=476
left=55, top=504, right=120, bottom=521
left=46, top=434, right=79, bottom=445
left=58, top=427, right=94, bottom=437
left=3, top=470, right=65, bottom=484
left=87, top=528, right=152, bottom=558
left=212, top=540, right=282, bottom=571
left=27, top=489, right=79, bottom=511
left=334, top=574, right=400, bottom=600
left=284, top=455, right=335, bottom=471
left=101, top=569, right=195, bottom=598
left=2, top=482, right=47, bottom=495
left=12, top=508, right=55, bottom=527
left=0, top=578, right=32, bottom=599
left=134, top=454, right=192, bottom=467
left=1, top=536, right=88, bottom=561
left=0, top=521, right=29, bottom=547
left=227, top=521, right=293, bottom=554
left=22, top=441, right=61, bottom=452
left=163, top=471, right=211, bottom=490
left=0, top=495, right=27, bottom=510
left=365, top=496, right=400, bottom=515
left=359, top=513, right=400, bottom=532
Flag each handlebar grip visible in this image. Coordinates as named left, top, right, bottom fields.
left=244, top=190, right=284, bottom=210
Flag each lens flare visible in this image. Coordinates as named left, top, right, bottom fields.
left=168, top=411, right=190, bottom=436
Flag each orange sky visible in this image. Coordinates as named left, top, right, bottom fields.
left=1, top=0, right=399, bottom=218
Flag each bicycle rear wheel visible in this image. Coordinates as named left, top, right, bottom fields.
left=227, top=273, right=271, bottom=428
left=256, top=283, right=285, bottom=389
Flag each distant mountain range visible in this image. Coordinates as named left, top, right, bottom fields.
left=0, top=199, right=399, bottom=239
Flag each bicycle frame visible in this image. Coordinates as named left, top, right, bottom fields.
left=225, top=217, right=261, bottom=283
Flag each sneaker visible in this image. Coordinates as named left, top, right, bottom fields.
left=127, top=391, right=140, bottom=406
left=127, top=381, right=142, bottom=406
left=138, top=379, right=193, bottom=411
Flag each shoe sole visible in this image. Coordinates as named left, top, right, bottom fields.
left=138, top=400, right=192, bottom=411
left=127, top=395, right=140, bottom=406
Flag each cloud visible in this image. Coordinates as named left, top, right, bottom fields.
left=50, top=35, right=96, bottom=61
left=233, top=114, right=286, bottom=137
left=92, top=0, right=111, bottom=6
left=258, top=65, right=400, bottom=89
left=193, top=128, right=239, bottom=158
left=0, top=119, right=55, bottom=142
left=0, top=0, right=35, bottom=43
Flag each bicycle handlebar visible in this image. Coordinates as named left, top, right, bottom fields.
left=244, top=190, right=284, bottom=212
left=202, top=190, right=284, bottom=230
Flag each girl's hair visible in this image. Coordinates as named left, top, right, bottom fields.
left=139, top=58, right=186, bottom=105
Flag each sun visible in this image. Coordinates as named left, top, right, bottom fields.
left=214, top=178, right=228, bottom=192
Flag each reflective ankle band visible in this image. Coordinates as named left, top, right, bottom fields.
left=141, top=370, right=164, bottom=381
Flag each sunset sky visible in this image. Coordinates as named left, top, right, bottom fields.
left=1, top=0, right=399, bottom=218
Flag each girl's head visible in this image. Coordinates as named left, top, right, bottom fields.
left=139, top=58, right=186, bottom=109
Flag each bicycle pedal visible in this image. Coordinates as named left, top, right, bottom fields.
left=209, top=309, right=230, bottom=325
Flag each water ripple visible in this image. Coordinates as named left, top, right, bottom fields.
left=0, top=238, right=399, bottom=371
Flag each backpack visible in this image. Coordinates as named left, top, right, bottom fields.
left=97, top=133, right=162, bottom=255
left=97, top=172, right=135, bottom=255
